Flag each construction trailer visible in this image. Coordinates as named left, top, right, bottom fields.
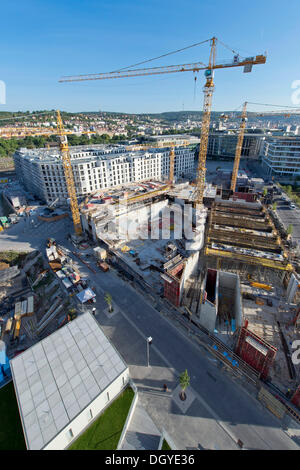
left=235, top=323, right=277, bottom=379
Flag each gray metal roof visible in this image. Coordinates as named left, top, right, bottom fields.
left=10, top=312, right=127, bottom=450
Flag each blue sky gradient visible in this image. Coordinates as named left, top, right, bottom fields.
left=1, top=0, right=299, bottom=113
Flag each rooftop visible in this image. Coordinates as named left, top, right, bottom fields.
left=10, top=312, right=127, bottom=450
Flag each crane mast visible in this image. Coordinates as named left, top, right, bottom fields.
left=56, top=110, right=82, bottom=236
left=230, top=101, right=248, bottom=192
left=169, top=143, right=175, bottom=185
left=195, top=37, right=216, bottom=206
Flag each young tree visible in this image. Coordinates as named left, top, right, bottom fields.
left=179, top=369, right=190, bottom=401
left=287, top=224, right=293, bottom=236
left=104, top=292, right=113, bottom=313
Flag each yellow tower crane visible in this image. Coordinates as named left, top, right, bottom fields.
left=0, top=110, right=84, bottom=236
left=59, top=37, right=266, bottom=204
left=169, top=143, right=175, bottom=185
left=230, top=101, right=248, bottom=192
left=195, top=37, right=216, bottom=206
left=56, top=110, right=82, bottom=236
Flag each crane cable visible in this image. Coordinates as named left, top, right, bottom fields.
left=61, top=39, right=212, bottom=79
left=247, top=101, right=300, bottom=110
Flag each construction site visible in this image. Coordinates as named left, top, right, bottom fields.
left=1, top=36, right=300, bottom=423
left=76, top=171, right=300, bottom=395
left=0, top=235, right=100, bottom=385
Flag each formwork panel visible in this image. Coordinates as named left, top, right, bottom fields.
left=235, top=327, right=277, bottom=379
left=292, top=385, right=300, bottom=409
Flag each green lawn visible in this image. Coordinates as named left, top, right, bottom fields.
left=161, top=439, right=171, bottom=450
left=69, top=387, right=134, bottom=450
left=0, top=382, right=26, bottom=450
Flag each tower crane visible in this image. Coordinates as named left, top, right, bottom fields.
left=56, top=110, right=82, bottom=236
left=59, top=37, right=266, bottom=205
left=230, top=101, right=247, bottom=192
left=169, top=143, right=175, bottom=185
left=0, top=110, right=83, bottom=236
left=230, top=100, right=300, bottom=193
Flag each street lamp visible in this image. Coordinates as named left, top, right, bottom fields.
left=146, top=336, right=152, bottom=367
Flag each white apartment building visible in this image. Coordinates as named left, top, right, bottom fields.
left=14, top=144, right=194, bottom=203
left=261, top=136, right=300, bottom=177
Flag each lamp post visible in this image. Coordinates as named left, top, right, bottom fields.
left=146, top=336, right=152, bottom=367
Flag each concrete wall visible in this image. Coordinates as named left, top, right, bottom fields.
left=199, top=299, right=217, bottom=333
left=44, top=369, right=130, bottom=450
left=214, top=197, right=261, bottom=210
left=95, top=199, right=169, bottom=241
left=286, top=273, right=299, bottom=303
left=199, top=269, right=218, bottom=332
left=183, top=252, right=199, bottom=282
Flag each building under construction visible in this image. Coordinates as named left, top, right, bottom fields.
left=205, top=198, right=292, bottom=273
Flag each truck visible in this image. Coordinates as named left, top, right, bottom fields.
left=97, top=261, right=110, bottom=272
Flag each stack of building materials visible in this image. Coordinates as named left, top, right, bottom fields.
left=36, top=298, right=63, bottom=334
left=0, top=266, right=20, bottom=282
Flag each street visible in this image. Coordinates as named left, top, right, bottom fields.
left=274, top=194, right=300, bottom=244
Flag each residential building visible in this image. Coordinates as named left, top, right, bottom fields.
left=14, top=144, right=194, bottom=203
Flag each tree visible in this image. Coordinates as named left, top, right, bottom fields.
left=287, top=224, right=293, bottom=236
left=104, top=292, right=113, bottom=313
left=263, top=187, right=268, bottom=197
left=179, top=369, right=190, bottom=401
left=272, top=202, right=277, bottom=211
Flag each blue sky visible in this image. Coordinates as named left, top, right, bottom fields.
left=1, top=0, right=300, bottom=113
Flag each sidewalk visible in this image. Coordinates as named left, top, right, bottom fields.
left=129, top=364, right=238, bottom=451
left=121, top=401, right=161, bottom=450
